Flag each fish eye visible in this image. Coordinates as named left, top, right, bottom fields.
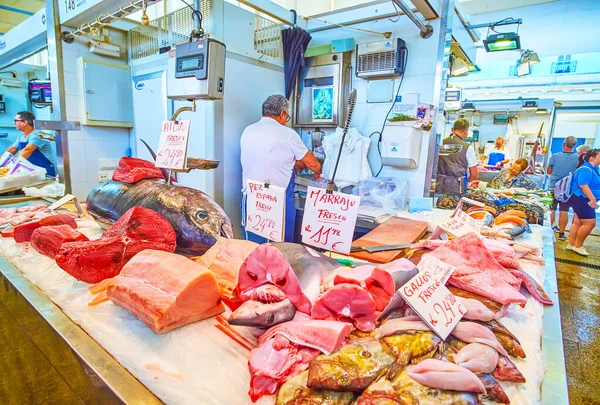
left=275, top=277, right=287, bottom=287
left=247, top=271, right=258, bottom=281
left=196, top=210, right=209, bottom=220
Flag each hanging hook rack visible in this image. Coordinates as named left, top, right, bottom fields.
left=61, top=0, right=162, bottom=43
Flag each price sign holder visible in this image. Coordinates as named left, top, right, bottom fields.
left=399, top=255, right=465, bottom=340
left=301, top=186, right=360, bottom=254
left=156, top=120, right=191, bottom=181
left=245, top=179, right=286, bottom=242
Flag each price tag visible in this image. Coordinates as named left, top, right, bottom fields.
left=301, top=186, right=360, bottom=254
left=156, top=120, right=190, bottom=170
left=399, top=255, right=466, bottom=340
left=439, top=209, right=481, bottom=237
left=48, top=194, right=83, bottom=216
left=245, top=180, right=285, bottom=242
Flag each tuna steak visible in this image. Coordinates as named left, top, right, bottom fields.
left=30, top=225, right=89, bottom=258
left=311, top=284, right=377, bottom=332
left=13, top=214, right=77, bottom=243
left=112, top=157, right=164, bottom=183
left=86, top=179, right=234, bottom=256
left=107, top=249, right=225, bottom=333
left=56, top=207, right=176, bottom=283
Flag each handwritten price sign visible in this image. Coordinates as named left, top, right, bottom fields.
left=438, top=209, right=481, bottom=238
left=301, top=186, right=360, bottom=254
left=399, top=255, right=465, bottom=340
left=156, top=120, right=191, bottom=170
left=246, top=180, right=285, bottom=242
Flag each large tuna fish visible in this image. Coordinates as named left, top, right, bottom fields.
left=86, top=180, right=234, bottom=256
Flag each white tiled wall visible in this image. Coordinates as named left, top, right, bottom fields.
left=60, top=27, right=131, bottom=200
left=308, top=17, right=443, bottom=198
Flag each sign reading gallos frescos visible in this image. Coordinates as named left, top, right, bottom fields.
left=301, top=186, right=360, bottom=254
left=245, top=180, right=285, bottom=242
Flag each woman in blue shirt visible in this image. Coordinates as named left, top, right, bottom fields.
left=567, top=149, right=600, bottom=256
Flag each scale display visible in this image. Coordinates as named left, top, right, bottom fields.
left=177, top=55, right=204, bottom=72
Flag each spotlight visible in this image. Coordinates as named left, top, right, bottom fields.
left=483, top=32, right=521, bottom=52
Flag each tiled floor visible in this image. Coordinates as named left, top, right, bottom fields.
left=555, top=233, right=600, bottom=405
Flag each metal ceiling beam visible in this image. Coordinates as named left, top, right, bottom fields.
left=465, top=18, right=522, bottom=30
left=391, top=0, right=434, bottom=38
left=410, top=0, right=439, bottom=20
left=0, top=5, right=34, bottom=16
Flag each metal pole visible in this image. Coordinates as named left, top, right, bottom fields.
left=46, top=0, right=71, bottom=192
left=193, top=0, right=201, bottom=32
left=391, top=0, right=434, bottom=38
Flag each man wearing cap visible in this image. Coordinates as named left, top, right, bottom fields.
left=435, top=118, right=478, bottom=195
left=240, top=94, right=321, bottom=243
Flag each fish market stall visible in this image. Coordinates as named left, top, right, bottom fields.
left=0, top=194, right=567, bottom=405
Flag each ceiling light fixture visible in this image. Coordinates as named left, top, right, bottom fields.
left=484, top=32, right=521, bottom=52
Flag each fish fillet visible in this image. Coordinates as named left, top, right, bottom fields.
left=107, top=250, right=225, bottom=333
left=428, top=233, right=526, bottom=305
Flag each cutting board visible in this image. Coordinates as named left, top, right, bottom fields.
left=350, top=217, right=428, bottom=263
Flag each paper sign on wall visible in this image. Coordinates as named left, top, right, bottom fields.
left=399, top=255, right=466, bottom=340
left=301, top=186, right=360, bottom=254
left=245, top=180, right=286, bottom=242
left=156, top=120, right=191, bottom=170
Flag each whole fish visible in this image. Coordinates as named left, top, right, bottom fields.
left=307, top=338, right=395, bottom=392
left=357, top=369, right=481, bottom=405
left=380, top=331, right=442, bottom=380
left=475, top=319, right=526, bottom=359
left=229, top=284, right=297, bottom=328
left=86, top=180, right=234, bottom=256
left=276, top=370, right=355, bottom=405
left=478, top=374, right=510, bottom=404
left=272, top=242, right=342, bottom=304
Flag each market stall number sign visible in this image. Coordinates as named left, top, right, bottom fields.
left=301, top=186, right=360, bottom=254
left=156, top=120, right=190, bottom=170
left=399, top=255, right=465, bottom=340
left=245, top=180, right=285, bottom=242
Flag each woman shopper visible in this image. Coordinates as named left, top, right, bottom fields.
left=567, top=149, right=600, bottom=256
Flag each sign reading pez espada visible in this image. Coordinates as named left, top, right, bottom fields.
left=245, top=180, right=285, bottom=242
left=399, top=255, right=465, bottom=340
left=301, top=186, right=360, bottom=254
left=156, top=120, right=190, bottom=170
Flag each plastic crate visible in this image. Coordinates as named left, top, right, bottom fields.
left=0, top=169, right=47, bottom=191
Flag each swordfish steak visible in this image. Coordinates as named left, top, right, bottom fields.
left=56, top=207, right=176, bottom=283
left=107, top=250, right=225, bottom=333
left=86, top=179, right=234, bottom=256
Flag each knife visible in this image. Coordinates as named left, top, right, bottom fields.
left=350, top=243, right=416, bottom=253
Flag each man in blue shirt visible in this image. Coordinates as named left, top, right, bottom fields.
left=547, top=136, right=578, bottom=240
left=5, top=111, right=55, bottom=176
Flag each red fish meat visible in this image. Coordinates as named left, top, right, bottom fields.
left=13, top=214, right=77, bottom=243
left=112, top=157, right=164, bottom=183
left=237, top=244, right=311, bottom=313
left=311, top=284, right=377, bottom=332
left=107, top=250, right=225, bottom=333
left=56, top=207, right=176, bottom=283
left=30, top=225, right=89, bottom=258
left=509, top=268, right=553, bottom=305
left=429, top=233, right=526, bottom=305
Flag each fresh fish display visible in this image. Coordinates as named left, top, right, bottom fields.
left=451, top=321, right=509, bottom=357
left=311, top=284, right=377, bottom=332
left=478, top=374, right=510, bottom=404
left=460, top=298, right=499, bottom=322
left=107, top=250, right=225, bottom=333
left=238, top=244, right=312, bottom=314
left=307, top=338, right=395, bottom=392
left=86, top=179, right=234, bottom=256
left=229, top=285, right=296, bottom=328
left=454, top=343, right=499, bottom=374
left=271, top=242, right=342, bottom=304
left=380, top=330, right=442, bottom=379
left=191, top=238, right=258, bottom=306
left=428, top=233, right=527, bottom=305
left=276, top=371, right=355, bottom=405
left=13, top=214, right=77, bottom=243
left=31, top=225, right=89, bottom=258
left=406, top=359, right=486, bottom=393
left=376, top=316, right=430, bottom=338
left=56, top=207, right=177, bottom=283
left=448, top=286, right=504, bottom=313
left=494, top=355, right=526, bottom=383
left=258, top=320, right=352, bottom=355
left=475, top=319, right=526, bottom=359
left=357, top=368, right=481, bottom=405
left=112, top=157, right=164, bottom=183
left=509, top=268, right=553, bottom=305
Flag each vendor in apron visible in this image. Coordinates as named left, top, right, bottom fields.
left=482, top=136, right=510, bottom=167
left=435, top=119, right=478, bottom=195
left=240, top=95, right=321, bottom=243
left=6, top=111, right=56, bottom=176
